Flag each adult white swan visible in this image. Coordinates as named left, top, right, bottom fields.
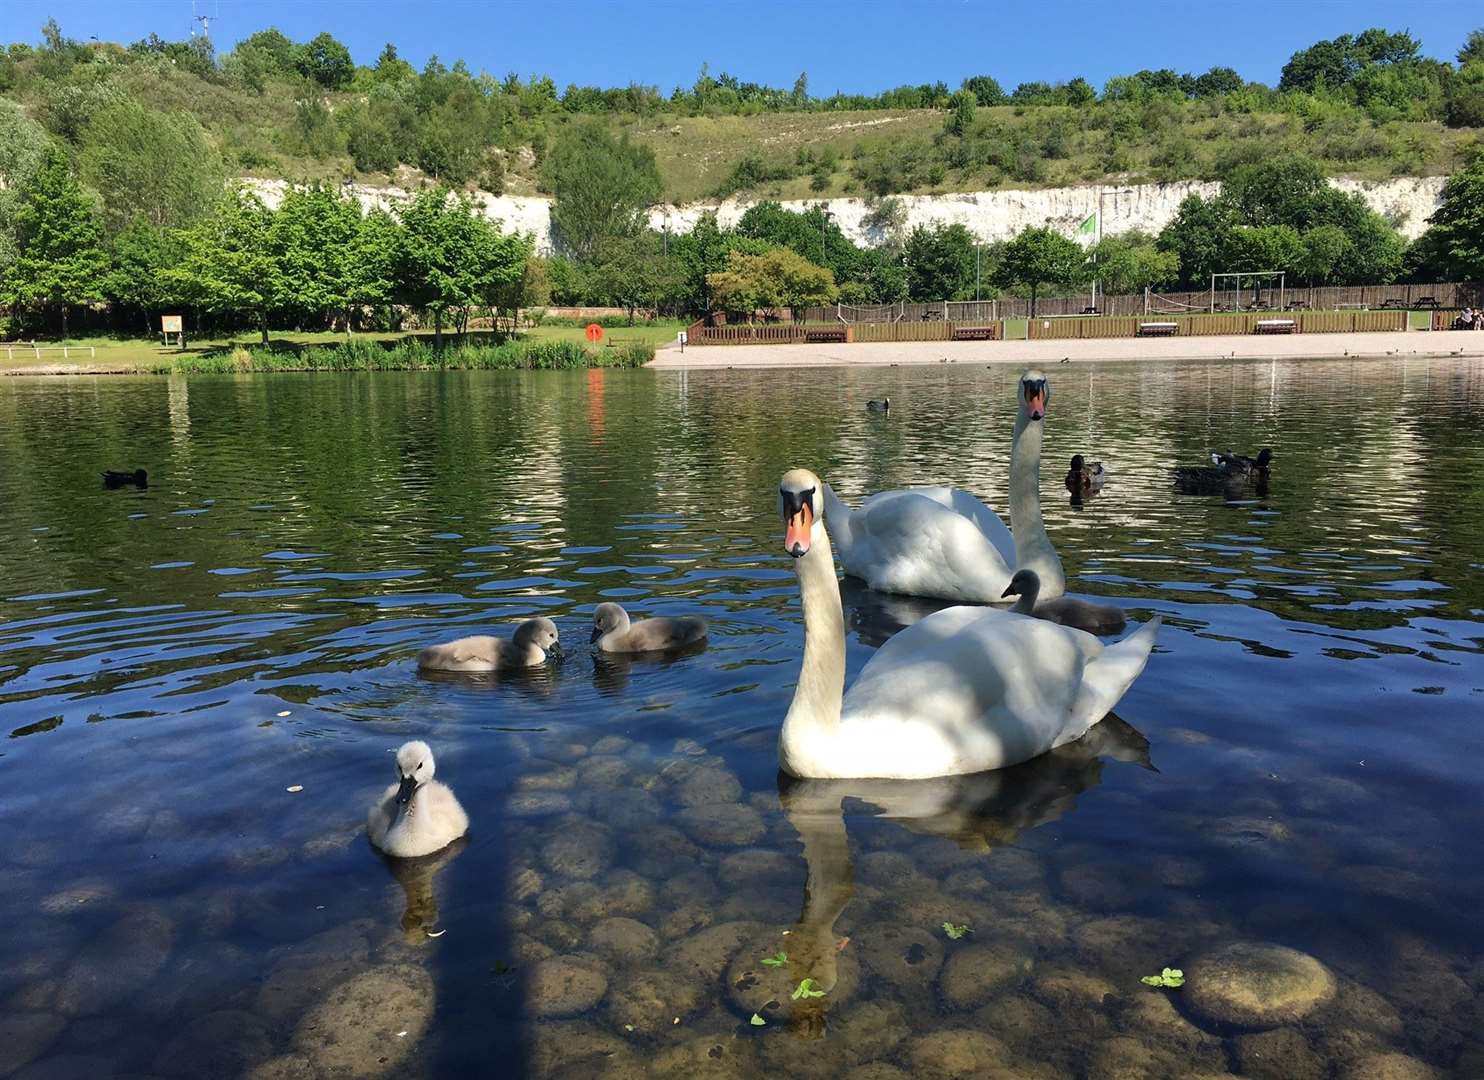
left=779, top=469, right=1160, bottom=779
left=822, top=370, right=1065, bottom=603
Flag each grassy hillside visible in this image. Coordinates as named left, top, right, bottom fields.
left=622, top=107, right=1478, bottom=203
left=1, top=27, right=1478, bottom=207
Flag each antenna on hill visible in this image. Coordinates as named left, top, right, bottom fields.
left=190, top=0, right=219, bottom=42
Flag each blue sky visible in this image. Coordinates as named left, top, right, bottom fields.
left=3, top=0, right=1478, bottom=94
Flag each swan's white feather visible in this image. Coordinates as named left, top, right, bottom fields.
left=825, top=487, right=1016, bottom=603
left=788, top=605, right=1160, bottom=779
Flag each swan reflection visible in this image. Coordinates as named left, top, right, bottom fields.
left=378, top=835, right=467, bottom=941
left=763, top=716, right=1150, bottom=1030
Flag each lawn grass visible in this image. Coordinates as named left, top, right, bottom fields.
left=523, top=320, right=687, bottom=349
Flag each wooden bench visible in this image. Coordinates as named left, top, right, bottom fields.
left=1136, top=322, right=1178, bottom=337
left=1255, top=319, right=1297, bottom=334
left=803, top=327, right=847, bottom=343
left=951, top=325, right=997, bottom=341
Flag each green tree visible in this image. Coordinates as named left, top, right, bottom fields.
left=903, top=223, right=978, bottom=301
left=79, top=99, right=225, bottom=234
left=946, top=88, right=976, bottom=136
left=234, top=29, right=299, bottom=78
left=1, top=145, right=109, bottom=338
left=706, top=247, right=837, bottom=320
left=1225, top=225, right=1305, bottom=279
left=1296, top=224, right=1351, bottom=285
left=1446, top=60, right=1484, bottom=128
left=1416, top=153, right=1484, bottom=280
left=995, top=227, right=1086, bottom=315
left=736, top=201, right=858, bottom=283
left=543, top=121, right=662, bottom=260
left=105, top=217, right=178, bottom=332
left=589, top=233, right=674, bottom=322
left=666, top=211, right=732, bottom=313
left=296, top=32, right=354, bottom=89
left=269, top=185, right=365, bottom=332
left=962, top=75, right=1005, bottom=106
left=0, top=100, right=52, bottom=279
left=1158, top=194, right=1239, bottom=288
left=1089, top=232, right=1180, bottom=294
left=394, top=188, right=530, bottom=347
left=167, top=186, right=282, bottom=344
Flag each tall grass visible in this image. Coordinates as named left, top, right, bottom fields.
left=148, top=338, right=653, bottom=375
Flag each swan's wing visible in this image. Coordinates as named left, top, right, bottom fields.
left=849, top=493, right=1014, bottom=602
left=1070, top=616, right=1161, bottom=730
left=840, top=607, right=1101, bottom=774
left=904, top=486, right=1017, bottom=567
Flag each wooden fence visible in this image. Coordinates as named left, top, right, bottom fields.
left=800, top=282, right=1483, bottom=324
left=686, top=319, right=1001, bottom=345
left=1025, top=310, right=1406, bottom=339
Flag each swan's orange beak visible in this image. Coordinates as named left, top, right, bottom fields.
left=785, top=504, right=813, bottom=558
left=1025, top=388, right=1045, bottom=420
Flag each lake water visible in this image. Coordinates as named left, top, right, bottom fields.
left=1, top=358, right=1481, bottom=1079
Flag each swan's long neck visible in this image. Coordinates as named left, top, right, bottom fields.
left=780, top=525, right=846, bottom=775
left=1009, top=413, right=1064, bottom=595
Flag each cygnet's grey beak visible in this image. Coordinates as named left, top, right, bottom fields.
left=548, top=639, right=563, bottom=656
left=1001, top=583, right=1017, bottom=599
left=589, top=625, right=601, bottom=644
left=395, top=775, right=418, bottom=806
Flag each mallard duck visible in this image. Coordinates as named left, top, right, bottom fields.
left=1175, top=447, right=1272, bottom=494
left=1065, top=454, right=1106, bottom=494
left=102, top=469, right=148, bottom=489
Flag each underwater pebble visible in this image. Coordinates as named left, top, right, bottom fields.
left=291, top=963, right=434, bottom=1075
left=1186, top=942, right=1337, bottom=1030
left=675, top=803, right=765, bottom=847
left=858, top=923, right=943, bottom=993
left=588, top=917, right=658, bottom=966
left=55, top=910, right=174, bottom=1016
left=1339, top=1051, right=1440, bottom=1080
left=905, top=1028, right=1013, bottom=1080
left=939, top=943, right=1033, bottom=1010
left=540, top=820, right=614, bottom=880
left=526, top=956, right=610, bottom=1017
left=153, top=1009, right=274, bottom=1077
left=0, top=1012, right=66, bottom=1077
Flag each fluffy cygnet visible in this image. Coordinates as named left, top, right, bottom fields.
left=1001, top=568, right=1128, bottom=636
left=416, top=617, right=560, bottom=672
left=590, top=602, right=708, bottom=653
left=368, top=740, right=469, bottom=858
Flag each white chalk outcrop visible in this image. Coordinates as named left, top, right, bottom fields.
left=241, top=175, right=1447, bottom=255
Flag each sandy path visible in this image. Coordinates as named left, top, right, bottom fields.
left=651, top=331, right=1484, bottom=369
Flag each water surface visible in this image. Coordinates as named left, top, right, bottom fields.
left=1, top=359, right=1482, bottom=1078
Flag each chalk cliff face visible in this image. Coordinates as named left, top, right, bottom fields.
left=242, top=175, right=1447, bottom=255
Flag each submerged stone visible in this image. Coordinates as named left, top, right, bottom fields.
left=676, top=803, right=765, bottom=847
left=55, top=910, right=174, bottom=1016
left=291, top=963, right=434, bottom=1076
left=1186, top=942, right=1336, bottom=1029
left=588, top=917, right=659, bottom=966
left=0, top=1012, right=66, bottom=1077
left=938, top=943, right=1033, bottom=1009
left=153, top=1009, right=275, bottom=1077
left=526, top=956, right=610, bottom=1017
left=540, top=820, right=614, bottom=880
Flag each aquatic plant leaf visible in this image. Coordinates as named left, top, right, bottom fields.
left=1141, top=974, right=1164, bottom=986
left=791, top=977, right=826, bottom=1000
left=761, top=951, right=788, bottom=967
left=750, top=1013, right=767, bottom=1026
left=942, top=922, right=972, bottom=940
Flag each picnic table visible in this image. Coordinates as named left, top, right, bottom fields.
left=1415, top=296, right=1441, bottom=309
left=1284, top=300, right=1310, bottom=311
left=1376, top=298, right=1408, bottom=310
